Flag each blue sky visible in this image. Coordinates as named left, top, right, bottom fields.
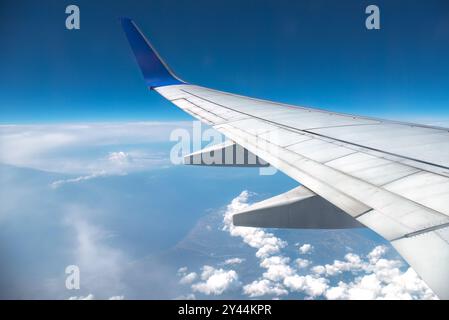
left=1, top=0, right=449, bottom=122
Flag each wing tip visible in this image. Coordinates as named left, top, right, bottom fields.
left=121, top=17, right=185, bottom=89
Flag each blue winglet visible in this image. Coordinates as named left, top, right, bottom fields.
left=121, top=18, right=184, bottom=89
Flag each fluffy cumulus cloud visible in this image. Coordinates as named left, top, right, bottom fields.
left=284, top=275, right=329, bottom=297
left=260, top=256, right=294, bottom=282
left=180, top=273, right=198, bottom=285
left=295, top=258, right=311, bottom=269
left=298, top=244, right=313, bottom=254
left=223, top=191, right=328, bottom=298
left=226, top=192, right=436, bottom=300
left=191, top=266, right=240, bottom=296
left=243, top=279, right=288, bottom=298
left=223, top=191, right=287, bottom=258
left=311, top=252, right=365, bottom=277
left=176, top=191, right=437, bottom=300
left=298, top=244, right=436, bottom=299
left=322, top=248, right=436, bottom=300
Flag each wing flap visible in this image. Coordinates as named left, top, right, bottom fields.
left=233, top=186, right=365, bottom=229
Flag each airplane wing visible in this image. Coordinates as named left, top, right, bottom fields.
left=121, top=18, right=449, bottom=299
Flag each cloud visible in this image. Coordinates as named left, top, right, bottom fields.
left=107, top=151, right=132, bottom=165
left=68, top=294, right=95, bottom=300
left=50, top=171, right=108, bottom=189
left=243, top=279, right=288, bottom=298
left=177, top=267, right=198, bottom=285
left=174, top=293, right=196, bottom=300
left=177, top=267, right=188, bottom=274
left=306, top=245, right=437, bottom=300
left=221, top=191, right=329, bottom=298
left=179, top=272, right=198, bottom=285
left=50, top=150, right=146, bottom=188
left=175, top=191, right=436, bottom=300
left=283, top=275, right=329, bottom=297
left=191, top=266, right=240, bottom=296
left=298, top=244, right=313, bottom=254
left=64, top=205, right=127, bottom=298
left=260, top=256, right=294, bottom=282
left=322, top=247, right=437, bottom=300
left=311, top=252, right=365, bottom=277
left=222, top=192, right=436, bottom=300
left=174, top=191, right=288, bottom=298
left=223, top=191, right=287, bottom=259
left=222, top=191, right=329, bottom=298
left=224, top=258, right=245, bottom=265
left=295, top=258, right=311, bottom=269
left=367, top=245, right=387, bottom=263
left=68, top=294, right=125, bottom=300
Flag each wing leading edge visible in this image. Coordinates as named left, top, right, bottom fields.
left=121, top=18, right=449, bottom=299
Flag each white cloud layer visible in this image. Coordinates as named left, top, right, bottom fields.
left=176, top=191, right=437, bottom=300
left=64, top=205, right=127, bottom=298
left=191, top=266, right=240, bottom=295
left=243, top=279, right=288, bottom=297
left=0, top=122, right=190, bottom=176
left=283, top=275, right=329, bottom=297
left=68, top=294, right=95, bottom=300
left=68, top=294, right=125, bottom=300
left=222, top=191, right=436, bottom=300
left=224, top=258, right=245, bottom=265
